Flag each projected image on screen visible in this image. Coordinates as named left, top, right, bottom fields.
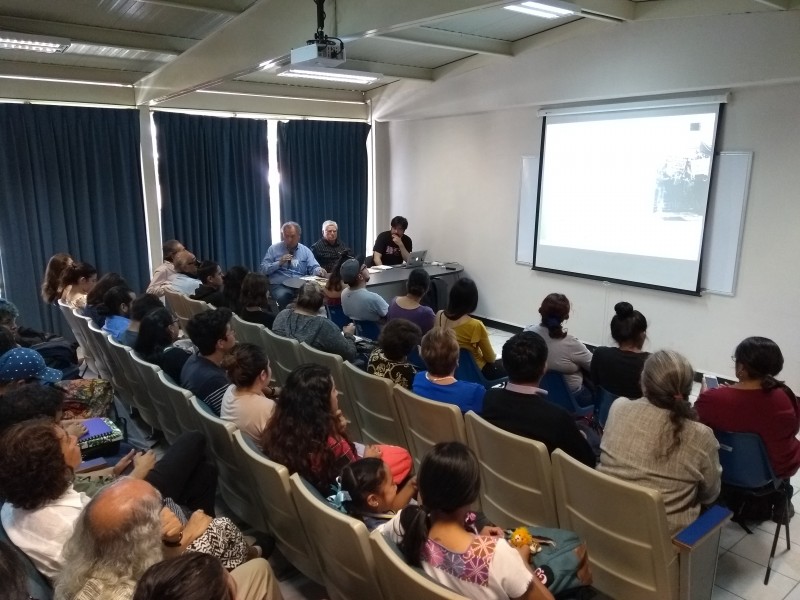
left=534, top=102, right=721, bottom=293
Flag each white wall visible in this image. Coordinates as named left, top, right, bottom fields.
left=371, top=10, right=800, bottom=387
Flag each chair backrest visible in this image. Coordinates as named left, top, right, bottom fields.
left=118, top=349, right=161, bottom=430
left=231, top=313, right=264, bottom=346
left=551, top=449, right=678, bottom=600
left=289, top=473, right=385, bottom=600
left=714, top=430, right=778, bottom=489
left=104, top=337, right=139, bottom=409
left=539, top=371, right=593, bottom=417
left=369, top=530, right=469, bottom=600
left=163, top=291, right=191, bottom=329
left=464, top=411, right=559, bottom=528
left=298, top=342, right=362, bottom=441
left=342, top=361, right=408, bottom=448
left=354, top=319, right=381, bottom=341
left=129, top=352, right=181, bottom=441
left=260, top=327, right=302, bottom=385
left=232, top=431, right=323, bottom=583
left=454, top=349, right=507, bottom=389
left=189, top=397, right=267, bottom=532
left=393, top=386, right=467, bottom=472
left=84, top=320, right=115, bottom=381
left=155, top=370, right=200, bottom=435
left=596, top=387, right=619, bottom=427
left=184, top=296, right=212, bottom=317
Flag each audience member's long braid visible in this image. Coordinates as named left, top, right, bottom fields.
left=641, top=350, right=697, bottom=459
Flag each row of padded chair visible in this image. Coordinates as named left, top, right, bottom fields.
left=58, top=302, right=729, bottom=600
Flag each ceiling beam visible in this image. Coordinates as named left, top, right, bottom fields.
left=343, top=59, right=433, bottom=81
left=753, top=0, right=791, bottom=8
left=132, top=0, right=244, bottom=17
left=0, top=16, right=194, bottom=55
left=576, top=0, right=635, bottom=21
left=377, top=27, right=512, bottom=57
left=0, top=60, right=144, bottom=85
left=135, top=0, right=517, bottom=105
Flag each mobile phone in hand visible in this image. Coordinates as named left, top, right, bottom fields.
left=703, top=375, right=719, bottom=389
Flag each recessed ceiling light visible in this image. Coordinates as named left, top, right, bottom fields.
left=503, top=1, right=578, bottom=19
left=277, top=67, right=382, bottom=85
left=0, top=31, right=70, bottom=53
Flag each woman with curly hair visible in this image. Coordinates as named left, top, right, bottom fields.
left=0, top=419, right=90, bottom=578
left=599, top=350, right=721, bottom=535
left=41, top=253, right=74, bottom=304
left=260, top=363, right=380, bottom=493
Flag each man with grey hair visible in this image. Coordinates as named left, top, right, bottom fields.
left=310, top=220, right=351, bottom=272
left=55, top=478, right=283, bottom=600
left=259, top=221, right=326, bottom=309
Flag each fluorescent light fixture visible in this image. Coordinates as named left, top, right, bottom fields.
left=277, top=66, right=382, bottom=85
left=503, top=1, right=578, bottom=19
left=0, top=31, right=70, bottom=53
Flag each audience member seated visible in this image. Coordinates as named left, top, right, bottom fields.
left=435, top=278, right=505, bottom=380
left=311, top=220, right=351, bottom=273
left=60, top=262, right=98, bottom=309
left=599, top=350, right=721, bottom=535
left=379, top=442, right=552, bottom=600
left=372, top=215, right=412, bottom=266
left=133, top=552, right=284, bottom=600
left=180, top=308, right=236, bottom=415
left=387, top=267, right=435, bottom=334
left=237, top=272, right=276, bottom=329
left=83, top=272, right=129, bottom=326
left=412, top=328, right=485, bottom=414
left=322, top=254, right=348, bottom=308
left=367, top=318, right=422, bottom=389
left=0, top=325, right=14, bottom=355
left=134, top=307, right=192, bottom=382
left=0, top=539, right=32, bottom=600
left=590, top=301, right=649, bottom=399
left=261, top=364, right=380, bottom=494
left=0, top=419, right=92, bottom=578
left=340, top=258, right=389, bottom=324
left=272, top=282, right=357, bottom=362
left=191, top=260, right=227, bottom=307
left=695, top=336, right=800, bottom=481
left=339, top=457, right=419, bottom=529
left=120, top=293, right=164, bottom=347
left=42, top=252, right=74, bottom=304
left=0, top=384, right=218, bottom=513
left=220, top=343, right=277, bottom=444
left=146, top=239, right=185, bottom=296
left=100, top=285, right=136, bottom=343
left=525, top=293, right=592, bottom=406
left=55, top=477, right=262, bottom=600
left=168, top=251, right=201, bottom=296
left=482, top=332, right=596, bottom=467
left=259, top=221, right=326, bottom=310
left=222, top=266, right=249, bottom=314
left=0, top=347, right=62, bottom=396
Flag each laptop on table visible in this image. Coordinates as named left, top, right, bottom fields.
left=402, top=250, right=427, bottom=268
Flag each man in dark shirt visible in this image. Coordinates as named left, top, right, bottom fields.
left=481, top=331, right=596, bottom=467
left=180, top=308, right=236, bottom=415
left=372, top=215, right=412, bottom=266
left=311, top=220, right=351, bottom=272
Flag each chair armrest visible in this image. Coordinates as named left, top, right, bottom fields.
left=672, top=505, right=732, bottom=551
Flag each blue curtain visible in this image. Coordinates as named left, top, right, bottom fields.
left=0, top=104, right=149, bottom=335
left=277, top=120, right=371, bottom=258
left=154, top=112, right=270, bottom=270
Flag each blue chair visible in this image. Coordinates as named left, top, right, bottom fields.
left=454, top=349, right=507, bottom=389
left=326, top=304, right=350, bottom=329
left=539, top=371, right=593, bottom=418
left=354, top=319, right=381, bottom=341
left=597, top=387, right=619, bottom=427
left=714, top=430, right=790, bottom=584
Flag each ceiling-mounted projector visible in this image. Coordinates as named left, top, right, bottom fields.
left=290, top=41, right=346, bottom=68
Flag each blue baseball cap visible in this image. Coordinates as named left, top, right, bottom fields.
left=0, top=347, right=62, bottom=384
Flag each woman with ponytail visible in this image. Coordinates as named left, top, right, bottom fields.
left=590, top=301, right=649, bottom=398
left=696, top=337, right=800, bottom=480
left=379, top=442, right=553, bottom=600
left=525, top=293, right=593, bottom=405
left=599, top=350, right=721, bottom=535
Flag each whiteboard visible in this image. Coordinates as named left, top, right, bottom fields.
left=700, top=151, right=752, bottom=296
left=515, top=156, right=538, bottom=265
left=515, top=151, right=753, bottom=295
